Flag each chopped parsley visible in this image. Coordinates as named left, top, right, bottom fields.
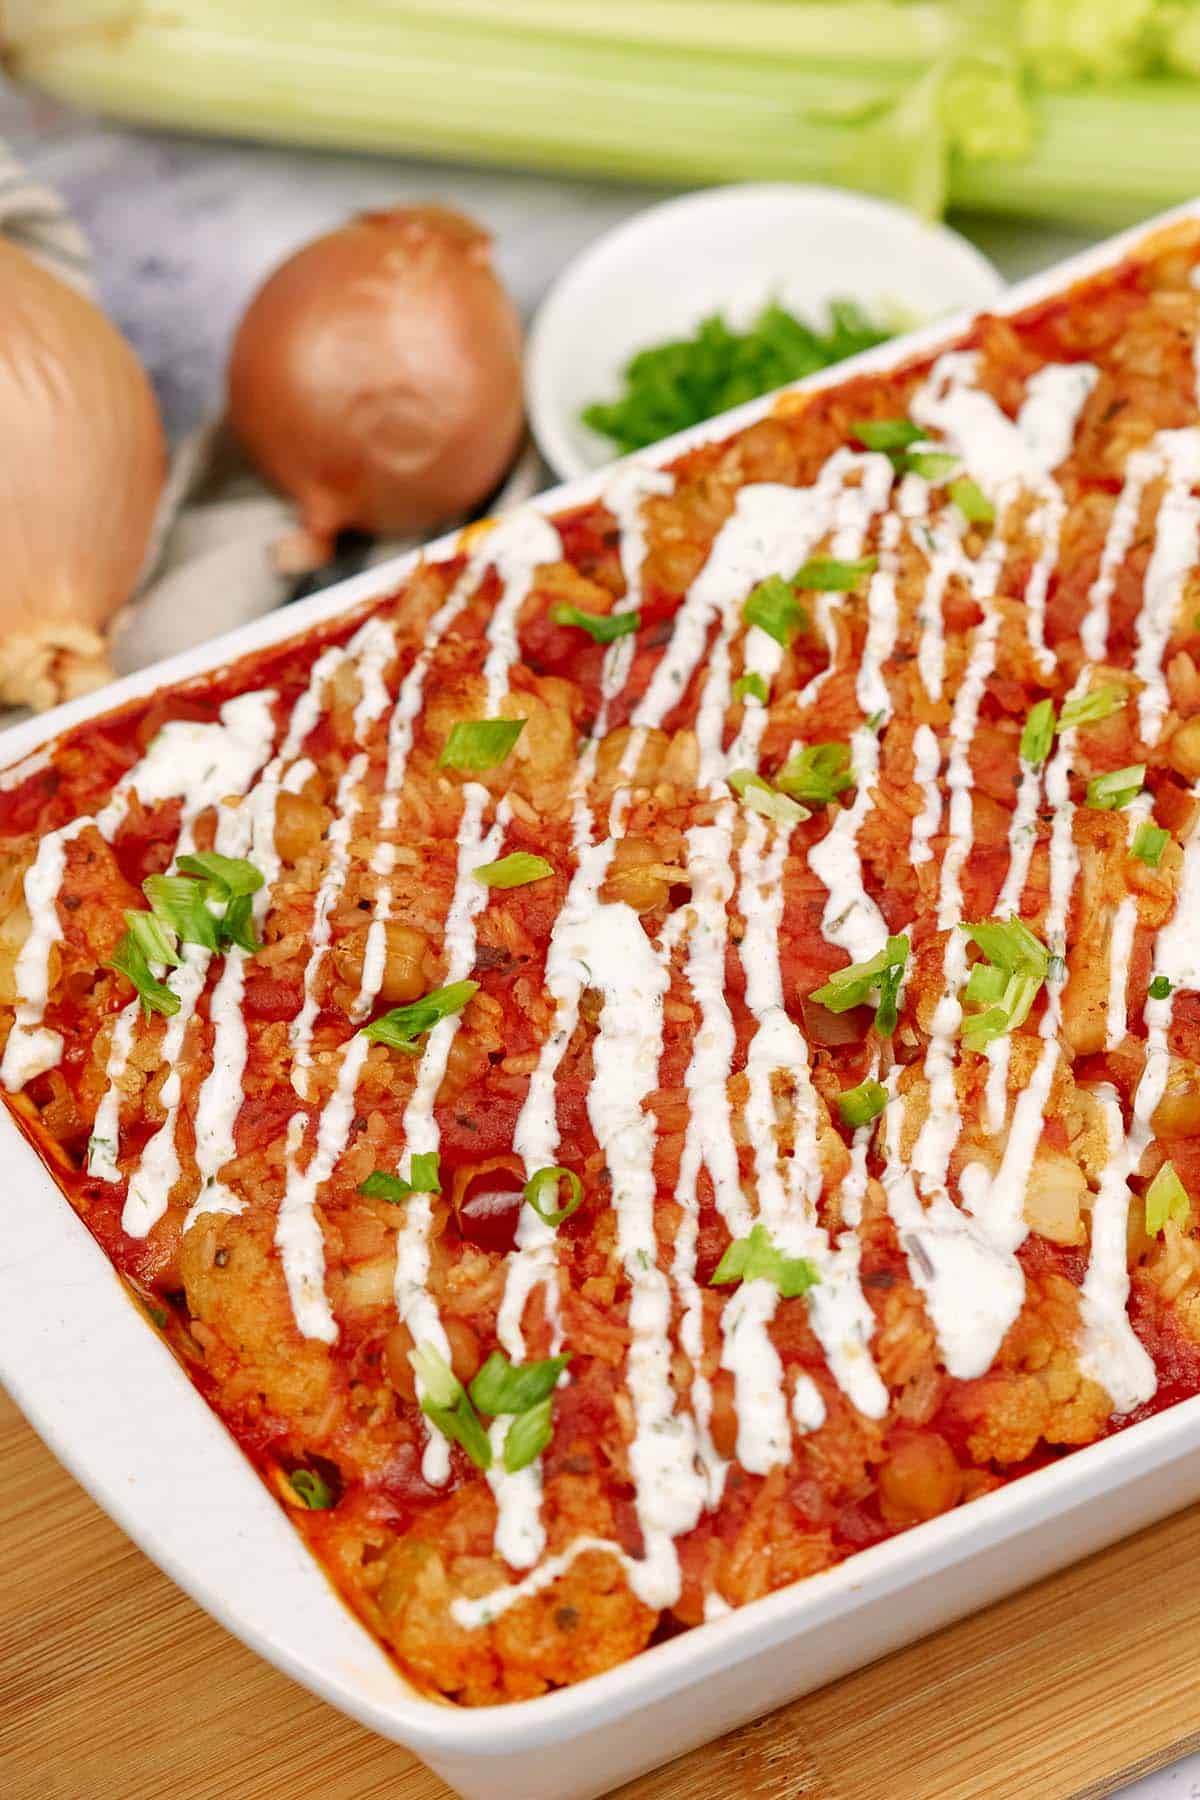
left=711, top=1221, right=819, bottom=1299
left=904, top=449, right=958, bottom=482
left=361, top=980, right=479, bottom=1054
left=1149, top=974, right=1173, bottom=1001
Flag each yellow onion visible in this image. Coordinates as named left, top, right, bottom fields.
left=227, top=206, right=525, bottom=566
left=0, top=239, right=165, bottom=710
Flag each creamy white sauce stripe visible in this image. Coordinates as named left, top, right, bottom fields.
left=14, top=300, right=1200, bottom=1631
left=389, top=511, right=560, bottom=1481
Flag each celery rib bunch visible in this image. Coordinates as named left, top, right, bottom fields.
left=6, top=0, right=1200, bottom=226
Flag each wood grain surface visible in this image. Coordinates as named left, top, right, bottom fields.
left=3, top=1382, right=1198, bottom=1800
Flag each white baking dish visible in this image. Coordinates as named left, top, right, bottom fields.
left=4, top=201, right=1200, bottom=1800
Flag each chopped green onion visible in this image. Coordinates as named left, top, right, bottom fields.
left=1058, top=684, right=1127, bottom=732
left=362, top=979, right=479, bottom=1053
left=289, top=1469, right=334, bottom=1510
left=728, top=768, right=809, bottom=828
left=793, top=554, right=878, bottom=591
left=949, top=477, right=995, bottom=523
left=850, top=417, right=925, bottom=452
left=409, top=1341, right=492, bottom=1472
left=904, top=449, right=959, bottom=482
left=503, top=1397, right=555, bottom=1474
left=1145, top=1161, right=1191, bottom=1237
left=1149, top=975, right=1173, bottom=1001
left=711, top=1221, right=819, bottom=1299
left=743, top=574, right=807, bottom=647
left=1086, top=764, right=1145, bottom=811
left=1020, top=698, right=1056, bottom=766
left=106, top=913, right=181, bottom=1018
left=176, top=851, right=264, bottom=898
left=474, top=852, right=554, bottom=888
left=219, top=893, right=261, bottom=954
left=359, top=1151, right=441, bottom=1203
left=469, top=1350, right=569, bottom=1416
left=960, top=918, right=1049, bottom=1051
left=439, top=718, right=525, bottom=771
left=582, top=301, right=890, bottom=456
left=125, top=908, right=182, bottom=971
left=810, top=935, right=909, bottom=1037
left=549, top=602, right=639, bottom=644
left=733, top=672, right=769, bottom=706
left=837, top=1078, right=890, bottom=1128
left=775, top=741, right=853, bottom=806
left=523, top=1165, right=583, bottom=1227
left=144, top=873, right=222, bottom=954
left=1132, top=822, right=1170, bottom=868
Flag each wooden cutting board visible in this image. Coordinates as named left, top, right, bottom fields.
left=3, top=1382, right=1198, bottom=1800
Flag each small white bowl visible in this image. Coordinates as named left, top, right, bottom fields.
left=527, top=182, right=1006, bottom=482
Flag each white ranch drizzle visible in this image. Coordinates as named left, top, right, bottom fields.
left=120, top=693, right=279, bottom=1238
left=389, top=511, right=561, bottom=1480
left=2, top=693, right=281, bottom=1093
left=1076, top=1084, right=1156, bottom=1413
left=288, top=617, right=397, bottom=1097
left=907, top=354, right=1096, bottom=1209
left=909, top=722, right=942, bottom=866
left=1133, top=432, right=1200, bottom=744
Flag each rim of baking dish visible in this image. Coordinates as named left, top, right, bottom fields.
left=4, top=198, right=1200, bottom=1758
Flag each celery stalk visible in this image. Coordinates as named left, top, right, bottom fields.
left=5, top=0, right=1200, bottom=228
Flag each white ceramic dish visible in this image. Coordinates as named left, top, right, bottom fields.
left=4, top=203, right=1200, bottom=1800
left=525, top=182, right=1006, bottom=481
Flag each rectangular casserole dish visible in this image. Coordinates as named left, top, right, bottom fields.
left=4, top=202, right=1200, bottom=1800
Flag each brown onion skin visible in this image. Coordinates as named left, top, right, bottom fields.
left=0, top=240, right=165, bottom=709
left=227, top=206, right=525, bottom=553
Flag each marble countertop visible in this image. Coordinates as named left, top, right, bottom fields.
left=0, top=72, right=1195, bottom=1800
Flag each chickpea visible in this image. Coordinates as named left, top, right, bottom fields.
left=437, top=1030, right=486, bottom=1100
left=383, top=1317, right=481, bottom=1401
left=708, top=1368, right=739, bottom=1463
left=602, top=837, right=672, bottom=913
left=274, top=790, right=329, bottom=862
left=1152, top=1057, right=1200, bottom=1136
left=1169, top=717, right=1200, bottom=782
left=877, top=1432, right=963, bottom=1527
left=444, top=1317, right=483, bottom=1386
left=333, top=921, right=432, bottom=1006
